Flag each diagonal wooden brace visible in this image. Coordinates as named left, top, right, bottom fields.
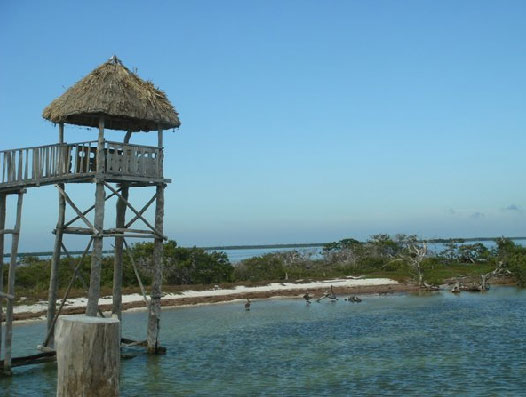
left=63, top=188, right=121, bottom=228
left=60, top=242, right=89, bottom=290
left=125, top=194, right=156, bottom=229
left=42, top=238, right=94, bottom=348
left=55, top=185, right=99, bottom=236
left=0, top=291, right=14, bottom=300
left=103, top=181, right=166, bottom=240
left=123, top=239, right=150, bottom=307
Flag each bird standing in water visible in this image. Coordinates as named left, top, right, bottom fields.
left=245, top=298, right=251, bottom=311
left=328, top=285, right=338, bottom=301
left=345, top=295, right=362, bottom=303
left=316, top=285, right=338, bottom=302
left=303, top=292, right=312, bottom=304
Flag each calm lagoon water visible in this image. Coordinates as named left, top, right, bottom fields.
left=2, top=287, right=526, bottom=396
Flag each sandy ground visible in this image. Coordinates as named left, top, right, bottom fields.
left=10, top=277, right=415, bottom=323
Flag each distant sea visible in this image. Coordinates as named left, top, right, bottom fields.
left=8, top=239, right=526, bottom=264
left=214, top=240, right=526, bottom=263
left=211, top=240, right=526, bottom=263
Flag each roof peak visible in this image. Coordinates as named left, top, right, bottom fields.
left=42, top=57, right=180, bottom=132
left=107, top=55, right=123, bottom=66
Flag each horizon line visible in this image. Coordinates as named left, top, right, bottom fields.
left=6, top=235, right=526, bottom=258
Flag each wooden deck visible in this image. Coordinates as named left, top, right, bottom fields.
left=0, top=140, right=168, bottom=193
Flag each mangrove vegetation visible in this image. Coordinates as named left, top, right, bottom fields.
left=3, top=235, right=526, bottom=301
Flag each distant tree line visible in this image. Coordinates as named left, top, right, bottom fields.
left=3, top=235, right=526, bottom=297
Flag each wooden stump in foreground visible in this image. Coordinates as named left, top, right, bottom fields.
left=55, top=315, right=120, bottom=397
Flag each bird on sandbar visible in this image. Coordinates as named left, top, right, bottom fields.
left=245, top=298, right=251, bottom=311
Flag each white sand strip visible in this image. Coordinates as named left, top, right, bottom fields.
left=14, top=277, right=397, bottom=315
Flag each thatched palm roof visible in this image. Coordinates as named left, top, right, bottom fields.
left=43, top=56, right=180, bottom=132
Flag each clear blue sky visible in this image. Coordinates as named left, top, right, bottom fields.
left=1, top=0, right=525, bottom=251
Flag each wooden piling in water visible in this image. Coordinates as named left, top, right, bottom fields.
left=47, top=183, right=65, bottom=345
left=147, top=128, right=165, bottom=353
left=3, top=190, right=24, bottom=375
left=113, top=131, right=132, bottom=322
left=86, top=117, right=106, bottom=317
left=55, top=315, right=120, bottom=396
left=0, top=193, right=6, bottom=361
left=47, top=123, right=66, bottom=346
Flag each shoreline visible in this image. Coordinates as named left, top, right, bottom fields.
left=11, top=277, right=412, bottom=324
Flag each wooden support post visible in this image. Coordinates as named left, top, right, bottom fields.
left=58, top=122, right=64, bottom=144
left=0, top=193, right=6, bottom=360
left=3, top=190, right=24, bottom=375
left=112, top=188, right=128, bottom=321
left=147, top=128, right=164, bottom=354
left=47, top=181, right=66, bottom=346
left=86, top=117, right=106, bottom=317
left=55, top=315, right=120, bottom=396
left=113, top=131, right=131, bottom=321
left=43, top=238, right=93, bottom=348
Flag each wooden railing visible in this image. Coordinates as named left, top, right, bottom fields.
left=105, top=141, right=161, bottom=179
left=0, top=141, right=163, bottom=189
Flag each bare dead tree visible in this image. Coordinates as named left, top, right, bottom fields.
left=406, top=239, right=428, bottom=287
left=480, top=261, right=512, bottom=291
left=323, top=248, right=358, bottom=267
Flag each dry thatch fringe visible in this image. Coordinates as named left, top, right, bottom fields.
left=43, top=56, right=180, bottom=132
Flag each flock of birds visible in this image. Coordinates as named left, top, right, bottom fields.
left=244, top=285, right=365, bottom=311
left=302, top=285, right=362, bottom=304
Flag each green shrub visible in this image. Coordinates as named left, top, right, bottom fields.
left=234, top=253, right=285, bottom=282
left=132, top=241, right=233, bottom=285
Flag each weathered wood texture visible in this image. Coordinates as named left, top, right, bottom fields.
left=48, top=124, right=66, bottom=341
left=113, top=132, right=131, bottom=322
left=56, top=185, right=97, bottom=234
left=103, top=182, right=165, bottom=240
left=46, top=182, right=66, bottom=346
left=0, top=351, right=56, bottom=370
left=3, top=191, right=24, bottom=374
left=55, top=315, right=120, bottom=397
left=58, top=122, right=64, bottom=143
left=0, top=141, right=95, bottom=188
left=147, top=184, right=164, bottom=353
left=86, top=118, right=106, bottom=317
left=147, top=128, right=164, bottom=353
left=113, top=186, right=128, bottom=321
left=0, top=139, right=163, bottom=192
left=59, top=226, right=158, bottom=239
left=0, top=193, right=6, bottom=360
left=62, top=188, right=120, bottom=229
left=125, top=194, right=156, bottom=228
left=106, top=141, right=160, bottom=179
left=0, top=291, right=14, bottom=300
